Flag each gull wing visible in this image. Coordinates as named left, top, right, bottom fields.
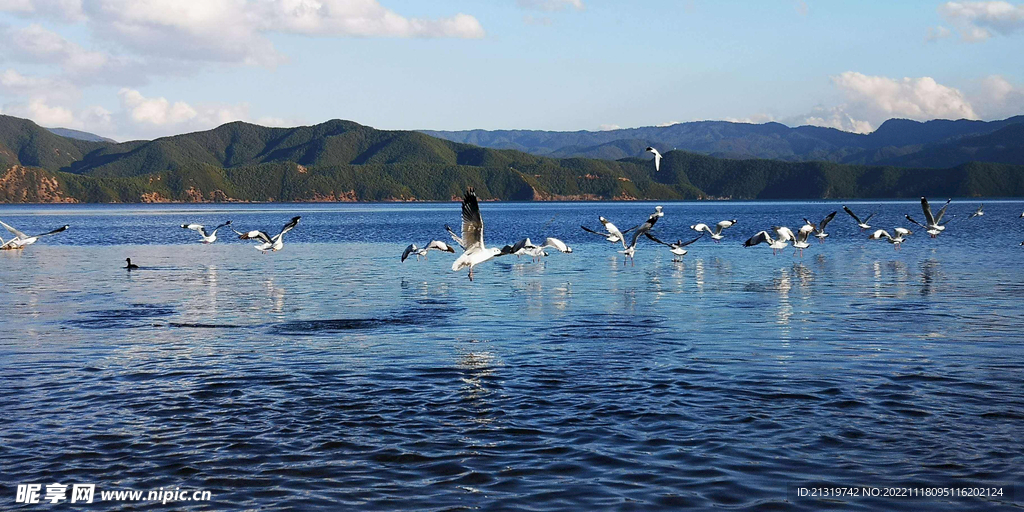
left=425, top=240, right=455, bottom=253
left=272, top=216, right=301, bottom=241
left=445, top=224, right=465, bottom=249
left=677, top=234, right=704, bottom=247
left=905, top=214, right=929, bottom=228
left=744, top=231, right=771, bottom=247
left=581, top=225, right=609, bottom=237
left=644, top=232, right=671, bottom=246
left=401, top=244, right=417, bottom=262
left=0, top=220, right=28, bottom=239
left=819, top=211, right=837, bottom=230
left=210, top=220, right=232, bottom=234
left=32, top=225, right=69, bottom=238
left=843, top=206, right=862, bottom=224
left=933, top=198, right=952, bottom=223
left=461, top=188, right=484, bottom=249
left=921, top=197, right=936, bottom=226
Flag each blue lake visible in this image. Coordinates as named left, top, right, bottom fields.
left=2, top=200, right=1023, bottom=511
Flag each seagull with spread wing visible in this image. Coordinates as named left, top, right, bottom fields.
left=0, top=220, right=69, bottom=250
left=646, top=233, right=703, bottom=262
left=645, top=147, right=662, bottom=171
left=234, top=216, right=300, bottom=253
left=843, top=206, right=876, bottom=231
left=402, top=241, right=456, bottom=262
left=181, top=220, right=232, bottom=244
left=581, top=216, right=635, bottom=247
left=445, top=188, right=506, bottom=281
left=803, top=211, right=837, bottom=242
left=690, top=219, right=737, bottom=242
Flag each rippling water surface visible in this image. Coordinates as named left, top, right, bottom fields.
left=2, top=201, right=1023, bottom=511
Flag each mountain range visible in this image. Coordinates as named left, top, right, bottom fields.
left=1, top=113, right=1023, bottom=203
left=424, top=116, right=1024, bottom=167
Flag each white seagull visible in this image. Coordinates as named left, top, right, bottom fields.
left=906, top=196, right=951, bottom=237
left=743, top=230, right=789, bottom=255
left=581, top=216, right=636, bottom=246
left=869, top=227, right=912, bottom=250
left=969, top=204, right=984, bottom=218
left=446, top=188, right=506, bottom=281
left=402, top=241, right=456, bottom=262
left=0, top=220, right=69, bottom=250
left=235, top=216, right=300, bottom=253
left=803, top=211, right=837, bottom=242
left=645, top=147, right=662, bottom=171
left=620, top=210, right=663, bottom=265
left=646, top=233, right=703, bottom=261
left=504, top=237, right=573, bottom=262
left=843, top=206, right=876, bottom=230
left=690, top=219, right=737, bottom=242
left=181, top=220, right=231, bottom=244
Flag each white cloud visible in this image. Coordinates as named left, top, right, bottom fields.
left=2, top=97, right=75, bottom=126
left=970, top=74, right=1024, bottom=118
left=597, top=123, right=620, bottom=131
left=925, top=25, right=952, bottom=40
left=522, top=15, right=553, bottom=25
left=517, top=0, right=584, bottom=12
left=938, top=1, right=1024, bottom=42
left=830, top=71, right=978, bottom=122
left=118, top=88, right=197, bottom=126
left=791, top=106, right=874, bottom=133
left=722, top=113, right=777, bottom=124
left=0, top=0, right=84, bottom=21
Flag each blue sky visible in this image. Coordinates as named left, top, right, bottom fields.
left=0, top=0, right=1021, bottom=140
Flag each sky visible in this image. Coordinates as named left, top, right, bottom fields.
left=0, top=0, right=1022, bottom=141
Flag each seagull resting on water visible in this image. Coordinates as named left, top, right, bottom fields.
left=446, top=188, right=507, bottom=281
left=690, top=219, right=737, bottom=242
left=402, top=241, right=456, bottom=262
left=235, top=216, right=300, bottom=253
left=0, top=220, right=69, bottom=250
left=843, top=206, right=876, bottom=230
left=869, top=228, right=912, bottom=250
left=645, top=147, right=662, bottom=171
left=181, top=220, right=231, bottom=244
left=803, top=211, right=837, bottom=242
left=646, top=233, right=703, bottom=262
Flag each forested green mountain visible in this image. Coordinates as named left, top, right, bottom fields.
left=1, top=114, right=1023, bottom=203
left=424, top=116, right=1024, bottom=167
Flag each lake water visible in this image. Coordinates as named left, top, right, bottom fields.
left=2, top=200, right=1023, bottom=511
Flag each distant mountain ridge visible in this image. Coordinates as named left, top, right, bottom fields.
left=1, top=114, right=1023, bottom=203
left=423, top=116, right=1024, bottom=167
left=46, top=127, right=116, bottom=143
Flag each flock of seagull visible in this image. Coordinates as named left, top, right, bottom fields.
left=0, top=191, right=1019, bottom=280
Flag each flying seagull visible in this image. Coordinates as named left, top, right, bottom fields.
left=620, top=209, right=664, bottom=265
left=690, top=219, right=737, bottom=242
left=124, top=258, right=139, bottom=270
left=791, top=224, right=815, bottom=257
left=646, top=233, right=703, bottom=262
left=181, top=220, right=232, bottom=244
left=235, top=216, right=300, bottom=253
left=743, top=230, right=789, bottom=255
left=803, top=211, right=837, bottom=242
left=969, top=204, right=984, bottom=218
left=446, top=188, right=506, bottom=281
left=504, top=237, right=573, bottom=262
left=645, top=147, right=662, bottom=171
left=0, top=220, right=69, bottom=250
left=843, top=206, right=876, bottom=230
left=581, top=216, right=636, bottom=247
left=402, top=241, right=456, bottom=262
left=869, top=227, right=912, bottom=250
left=907, top=196, right=952, bottom=237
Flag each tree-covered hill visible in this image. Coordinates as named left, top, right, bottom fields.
left=1, top=114, right=1023, bottom=203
